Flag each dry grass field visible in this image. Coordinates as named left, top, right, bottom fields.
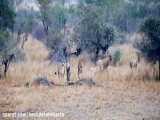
left=0, top=36, right=160, bottom=120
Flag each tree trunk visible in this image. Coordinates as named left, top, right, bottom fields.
left=42, top=19, right=49, bottom=36
left=3, top=60, right=10, bottom=78
left=21, top=33, right=28, bottom=49
left=66, top=63, right=70, bottom=84
left=95, top=47, right=99, bottom=62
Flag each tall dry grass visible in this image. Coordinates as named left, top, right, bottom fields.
left=1, top=35, right=159, bottom=87
left=2, top=36, right=58, bottom=86
left=95, top=61, right=159, bottom=83
left=105, top=43, right=159, bottom=81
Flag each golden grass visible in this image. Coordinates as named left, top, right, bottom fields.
left=24, top=35, right=49, bottom=62
left=2, top=35, right=58, bottom=86
left=110, top=44, right=139, bottom=65
left=1, top=36, right=158, bottom=86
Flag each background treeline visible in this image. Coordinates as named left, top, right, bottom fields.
left=0, top=0, right=160, bottom=63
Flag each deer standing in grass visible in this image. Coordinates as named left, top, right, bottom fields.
left=68, top=48, right=83, bottom=81
left=96, top=54, right=112, bottom=71
left=59, top=47, right=81, bottom=84
left=78, top=58, right=85, bottom=80
left=55, top=47, right=72, bottom=84
left=129, top=52, right=141, bottom=69
left=56, top=63, right=66, bottom=81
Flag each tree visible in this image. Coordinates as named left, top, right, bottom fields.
left=37, top=0, right=51, bottom=38
left=37, top=0, right=68, bottom=49
left=137, top=17, right=160, bottom=62
left=0, top=0, right=15, bottom=54
left=0, top=0, right=15, bottom=30
left=113, top=0, right=160, bottom=32
left=75, top=2, right=115, bottom=61
left=0, top=0, right=15, bottom=78
left=14, top=9, right=36, bottom=49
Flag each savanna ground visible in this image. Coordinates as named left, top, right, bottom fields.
left=0, top=36, right=160, bottom=120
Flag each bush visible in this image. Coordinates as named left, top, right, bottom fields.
left=0, top=31, right=9, bottom=52
left=137, top=17, right=160, bottom=62
left=113, top=50, right=122, bottom=65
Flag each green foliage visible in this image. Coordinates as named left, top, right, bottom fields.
left=112, top=0, right=160, bottom=32
left=48, top=5, right=67, bottom=32
left=0, top=31, right=9, bottom=52
left=138, top=17, right=160, bottom=62
left=0, top=0, right=15, bottom=30
left=0, top=31, right=17, bottom=58
left=37, top=0, right=68, bottom=49
left=37, top=0, right=51, bottom=35
left=80, top=0, right=121, bottom=8
left=15, top=10, right=35, bottom=34
left=113, top=50, right=122, bottom=65
left=75, top=4, right=115, bottom=55
left=0, top=0, right=15, bottom=57
left=37, top=0, right=51, bottom=7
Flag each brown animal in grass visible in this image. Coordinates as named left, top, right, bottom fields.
left=77, top=58, right=86, bottom=80
left=96, top=55, right=112, bottom=71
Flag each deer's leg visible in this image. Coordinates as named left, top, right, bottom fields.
left=78, top=63, right=82, bottom=80
left=78, top=65, right=80, bottom=80
left=78, top=69, right=80, bottom=81
left=58, top=68, right=61, bottom=81
left=66, top=66, right=71, bottom=84
left=78, top=72, right=80, bottom=81
left=4, top=63, right=8, bottom=77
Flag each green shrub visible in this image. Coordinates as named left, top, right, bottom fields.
left=113, top=50, right=122, bottom=65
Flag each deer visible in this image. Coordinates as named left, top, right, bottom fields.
left=129, top=52, right=141, bottom=69
left=96, top=54, right=112, bottom=71
left=56, top=63, right=66, bottom=81
left=77, top=58, right=86, bottom=80
left=55, top=47, right=83, bottom=85
left=54, top=47, right=72, bottom=84
left=21, top=33, right=29, bottom=49
left=129, top=60, right=138, bottom=69
left=66, top=47, right=85, bottom=81
left=58, top=47, right=82, bottom=85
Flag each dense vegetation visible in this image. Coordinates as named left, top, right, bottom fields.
left=0, top=0, right=15, bottom=55
left=138, top=18, right=160, bottom=62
